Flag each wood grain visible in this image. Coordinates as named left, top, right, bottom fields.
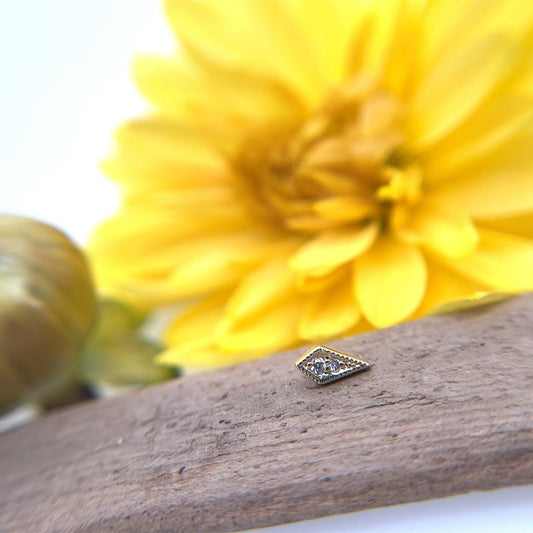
left=1, top=294, right=533, bottom=533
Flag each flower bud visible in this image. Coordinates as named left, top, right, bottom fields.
left=0, top=216, right=97, bottom=412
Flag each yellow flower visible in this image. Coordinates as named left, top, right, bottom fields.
left=91, top=0, right=533, bottom=371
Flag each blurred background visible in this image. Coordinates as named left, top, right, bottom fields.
left=0, top=0, right=173, bottom=244
left=0, top=1, right=531, bottom=532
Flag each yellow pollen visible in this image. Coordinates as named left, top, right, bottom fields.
left=377, top=165, right=423, bottom=205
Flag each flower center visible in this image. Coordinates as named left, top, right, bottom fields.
left=234, top=76, right=421, bottom=235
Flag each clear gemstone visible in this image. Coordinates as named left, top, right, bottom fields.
left=310, top=357, right=325, bottom=375
left=329, top=359, right=340, bottom=372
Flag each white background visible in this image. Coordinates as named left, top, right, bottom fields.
left=0, top=2, right=531, bottom=531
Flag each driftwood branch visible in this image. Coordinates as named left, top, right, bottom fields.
left=1, top=294, right=533, bottom=532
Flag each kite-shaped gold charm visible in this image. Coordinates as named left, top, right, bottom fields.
left=295, top=345, right=372, bottom=385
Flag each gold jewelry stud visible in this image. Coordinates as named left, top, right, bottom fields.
left=295, top=345, right=372, bottom=385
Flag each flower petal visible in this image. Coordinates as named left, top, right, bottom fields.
left=295, top=265, right=349, bottom=293
left=408, top=34, right=516, bottom=148
left=428, top=292, right=516, bottom=315
left=102, top=153, right=227, bottom=189
left=114, top=117, right=222, bottom=169
left=101, top=232, right=286, bottom=303
left=134, top=49, right=307, bottom=130
left=299, top=278, right=360, bottom=341
left=165, top=292, right=228, bottom=346
left=164, top=0, right=325, bottom=104
left=225, top=258, right=296, bottom=321
left=379, top=0, right=425, bottom=97
left=423, top=93, right=533, bottom=187
left=312, top=195, right=378, bottom=222
left=345, top=0, right=409, bottom=77
left=164, top=234, right=290, bottom=299
left=479, top=212, right=533, bottom=240
left=160, top=291, right=273, bottom=369
left=397, top=198, right=479, bottom=257
left=90, top=207, right=253, bottom=296
left=434, top=127, right=533, bottom=218
left=281, top=0, right=350, bottom=82
left=414, top=257, right=486, bottom=318
left=439, top=229, right=533, bottom=290
left=216, top=297, right=303, bottom=354
left=290, top=223, right=379, bottom=275
left=132, top=55, right=202, bottom=119
left=355, top=235, right=427, bottom=327
left=419, top=0, right=531, bottom=73
left=92, top=213, right=258, bottom=273
left=157, top=340, right=262, bottom=370
left=297, top=169, right=369, bottom=196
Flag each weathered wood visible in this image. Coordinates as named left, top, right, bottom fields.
left=1, top=295, right=532, bottom=533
